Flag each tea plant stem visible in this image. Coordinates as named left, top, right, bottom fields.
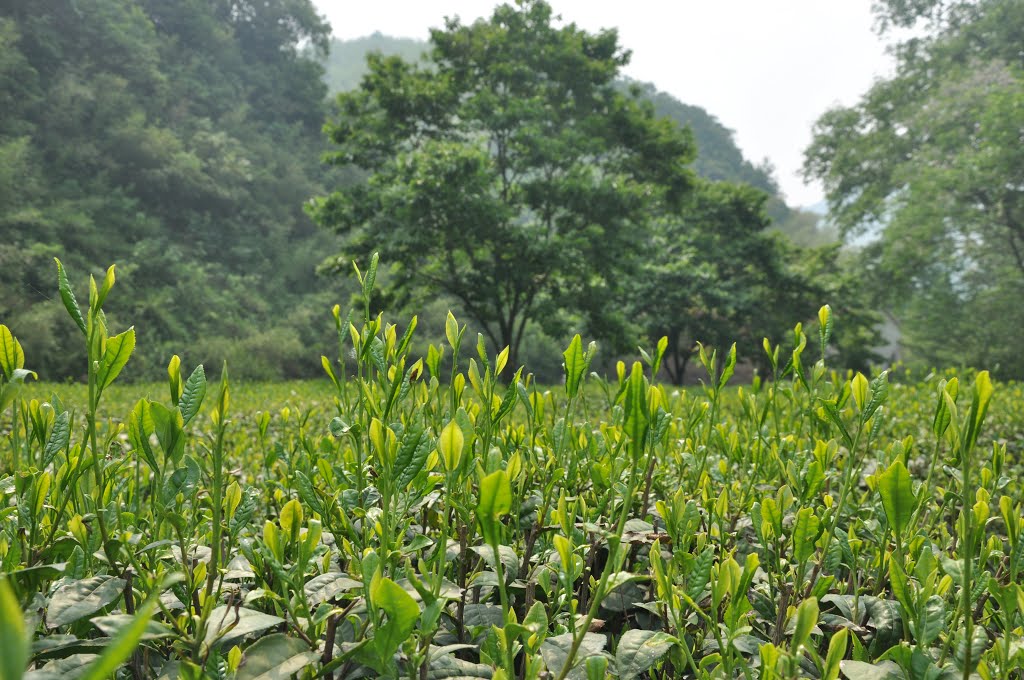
left=817, top=421, right=866, bottom=584
left=11, top=398, right=20, bottom=476
left=321, top=612, right=339, bottom=680
left=938, top=599, right=963, bottom=667
left=203, top=415, right=228, bottom=606
left=86, top=361, right=117, bottom=571
left=456, top=520, right=469, bottom=641
left=639, top=451, right=657, bottom=520
left=959, top=451, right=975, bottom=680
left=554, top=448, right=643, bottom=680
left=487, top=528, right=515, bottom=675
left=914, top=438, right=943, bottom=529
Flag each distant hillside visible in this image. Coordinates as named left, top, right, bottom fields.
left=0, top=0, right=350, bottom=382
left=323, top=33, right=428, bottom=93
left=324, top=35, right=835, bottom=247
left=628, top=81, right=778, bottom=196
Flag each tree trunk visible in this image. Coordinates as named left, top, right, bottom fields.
left=664, top=345, right=690, bottom=386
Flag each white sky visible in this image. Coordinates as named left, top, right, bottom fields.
left=312, top=1, right=898, bottom=208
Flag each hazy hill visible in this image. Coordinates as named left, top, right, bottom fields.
left=323, top=33, right=428, bottom=93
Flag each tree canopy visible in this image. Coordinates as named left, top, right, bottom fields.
left=804, top=0, right=1024, bottom=376
left=310, top=0, right=696, bottom=368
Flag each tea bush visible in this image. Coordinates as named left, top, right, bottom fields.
left=1, top=259, right=1022, bottom=680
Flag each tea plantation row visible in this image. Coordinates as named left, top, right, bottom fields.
left=1, top=262, right=1023, bottom=680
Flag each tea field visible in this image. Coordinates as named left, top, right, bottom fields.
left=2, top=263, right=1024, bottom=680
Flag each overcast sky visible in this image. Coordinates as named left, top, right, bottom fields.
left=312, top=1, right=898, bottom=209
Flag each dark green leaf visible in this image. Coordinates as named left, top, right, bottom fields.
left=204, top=606, right=284, bottom=648
left=178, top=365, right=207, bottom=427
left=370, top=576, right=420, bottom=661
left=55, top=259, right=86, bottom=336
left=236, top=634, right=318, bottom=680
left=615, top=629, right=675, bottom=680
left=46, top=576, right=126, bottom=629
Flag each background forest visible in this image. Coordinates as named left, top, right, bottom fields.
left=0, top=0, right=1018, bottom=383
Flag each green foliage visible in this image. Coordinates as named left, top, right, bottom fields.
left=0, top=0, right=344, bottom=381
left=629, top=181, right=879, bottom=382
left=804, top=0, right=1024, bottom=377
left=3, top=5, right=862, bottom=385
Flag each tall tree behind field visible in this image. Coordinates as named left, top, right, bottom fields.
left=805, top=0, right=1024, bottom=376
left=310, top=1, right=697, bottom=369
left=321, top=39, right=836, bottom=249
left=0, top=0, right=348, bottom=380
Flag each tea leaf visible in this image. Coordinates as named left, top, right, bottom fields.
left=370, top=576, right=420, bottom=661
left=793, top=508, right=821, bottom=564
left=394, top=426, right=432, bottom=490
left=916, top=596, right=945, bottom=647
left=54, top=259, right=87, bottom=335
left=615, top=629, right=675, bottom=680
left=791, top=596, right=818, bottom=653
left=303, top=574, right=361, bottom=607
left=236, top=634, right=318, bottom=680
left=687, top=548, right=715, bottom=602
left=623, top=362, right=649, bottom=459
left=96, top=327, right=135, bottom=391
left=563, top=335, right=585, bottom=399
left=204, top=606, right=285, bottom=647
left=541, top=633, right=605, bottom=677
left=150, top=402, right=185, bottom=466
left=77, top=600, right=156, bottom=680
left=41, top=411, right=71, bottom=468
left=863, top=371, right=890, bottom=421
left=178, top=364, right=207, bottom=427
left=438, top=420, right=465, bottom=472
left=477, top=470, right=512, bottom=520
left=823, top=627, right=848, bottom=680
left=964, top=370, right=993, bottom=452
left=878, top=460, right=916, bottom=537
left=47, top=576, right=127, bottom=628
left=852, top=373, right=869, bottom=412
left=718, top=343, right=737, bottom=390
left=0, top=326, right=24, bottom=380
left=839, top=660, right=903, bottom=679
left=90, top=614, right=174, bottom=640
left=279, top=499, right=303, bottom=535
left=94, top=265, right=116, bottom=311
left=445, top=311, right=460, bottom=351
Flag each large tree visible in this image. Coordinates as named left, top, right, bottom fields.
left=804, top=0, right=1024, bottom=375
left=309, top=0, right=695, bottom=367
left=630, top=180, right=878, bottom=383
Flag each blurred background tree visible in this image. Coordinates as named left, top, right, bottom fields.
left=805, top=0, right=1024, bottom=377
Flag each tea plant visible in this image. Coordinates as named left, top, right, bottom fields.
left=1, top=258, right=1022, bottom=680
